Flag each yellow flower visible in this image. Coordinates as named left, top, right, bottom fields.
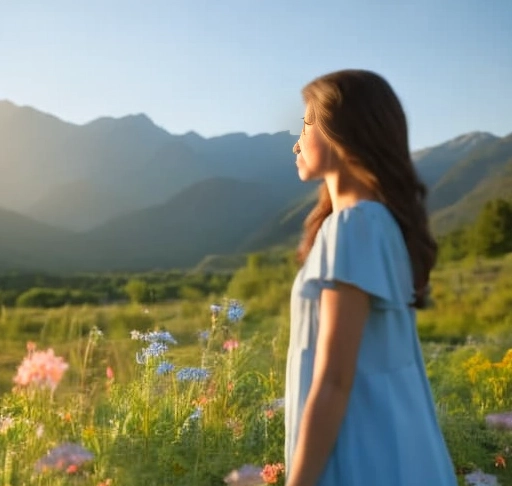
left=501, top=349, right=512, bottom=367
left=82, top=426, right=96, bottom=440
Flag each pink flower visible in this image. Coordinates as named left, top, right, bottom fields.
left=224, top=464, right=263, bottom=486
left=223, top=339, right=240, bottom=352
left=264, top=409, right=275, bottom=420
left=14, top=348, right=68, bottom=391
left=261, top=463, right=285, bottom=484
left=26, top=341, right=37, bottom=353
left=106, top=366, right=114, bottom=380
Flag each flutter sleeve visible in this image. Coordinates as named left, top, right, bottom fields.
left=299, top=204, right=413, bottom=309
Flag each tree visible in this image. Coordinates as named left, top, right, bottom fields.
left=247, top=252, right=264, bottom=271
left=124, top=279, right=151, bottom=304
left=473, top=199, right=512, bottom=257
left=16, top=288, right=68, bottom=308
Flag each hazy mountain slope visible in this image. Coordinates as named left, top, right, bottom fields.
left=117, top=139, right=215, bottom=210
left=27, top=179, right=140, bottom=232
left=181, top=130, right=307, bottom=203
left=27, top=140, right=211, bottom=230
left=428, top=134, right=512, bottom=212
left=0, top=207, right=83, bottom=271
left=0, top=101, right=81, bottom=210
left=0, top=100, right=172, bottom=215
left=2, top=101, right=306, bottom=230
left=413, top=132, right=497, bottom=187
left=430, top=156, right=512, bottom=234
left=82, top=178, right=282, bottom=270
left=239, top=185, right=318, bottom=251
left=1, top=99, right=510, bottom=271
left=243, top=133, right=512, bottom=245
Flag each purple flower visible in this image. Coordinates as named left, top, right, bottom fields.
left=485, top=412, right=512, bottom=430
left=464, top=469, right=499, bottom=486
left=34, top=442, right=94, bottom=472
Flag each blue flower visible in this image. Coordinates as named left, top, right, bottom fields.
left=147, top=342, right=168, bottom=356
left=198, top=330, right=210, bottom=342
left=131, top=330, right=178, bottom=344
left=156, top=362, right=175, bottom=375
left=176, top=367, right=210, bottom=381
left=143, top=331, right=178, bottom=345
left=189, top=407, right=202, bottom=420
left=227, top=300, right=245, bottom=322
left=136, top=342, right=168, bottom=364
left=268, top=397, right=285, bottom=411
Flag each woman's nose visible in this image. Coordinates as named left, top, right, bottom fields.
left=292, top=141, right=301, bottom=154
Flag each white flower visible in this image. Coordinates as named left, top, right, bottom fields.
left=130, top=330, right=142, bottom=340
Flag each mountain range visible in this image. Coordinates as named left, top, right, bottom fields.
left=1, top=99, right=511, bottom=272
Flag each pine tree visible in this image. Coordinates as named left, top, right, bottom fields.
left=473, top=199, right=512, bottom=256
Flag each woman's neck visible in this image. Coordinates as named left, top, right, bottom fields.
left=324, top=172, right=376, bottom=213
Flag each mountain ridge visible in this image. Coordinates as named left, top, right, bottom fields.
left=0, top=100, right=510, bottom=272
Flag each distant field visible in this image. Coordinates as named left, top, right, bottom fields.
left=2, top=255, right=512, bottom=485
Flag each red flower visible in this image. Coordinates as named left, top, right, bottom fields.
left=261, top=463, right=285, bottom=484
left=495, top=455, right=506, bottom=468
left=66, top=464, right=79, bottom=474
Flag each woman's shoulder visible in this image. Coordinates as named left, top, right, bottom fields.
left=326, top=199, right=395, bottom=224
left=301, top=200, right=413, bottom=307
left=321, top=200, right=399, bottom=242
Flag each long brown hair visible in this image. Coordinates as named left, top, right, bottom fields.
left=296, top=70, right=436, bottom=308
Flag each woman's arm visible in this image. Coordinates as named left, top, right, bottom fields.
left=286, top=282, right=371, bottom=486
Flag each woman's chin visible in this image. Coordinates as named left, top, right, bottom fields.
left=296, top=170, right=308, bottom=182
left=296, top=167, right=314, bottom=182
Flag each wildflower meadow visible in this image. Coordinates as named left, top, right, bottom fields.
left=2, top=254, right=512, bottom=485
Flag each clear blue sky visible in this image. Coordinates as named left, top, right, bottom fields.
left=1, top=0, right=511, bottom=150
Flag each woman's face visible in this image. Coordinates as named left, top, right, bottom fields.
left=294, top=105, right=333, bottom=181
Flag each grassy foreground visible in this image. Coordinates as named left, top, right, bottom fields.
left=1, top=255, right=512, bottom=485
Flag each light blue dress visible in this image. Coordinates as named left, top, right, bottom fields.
left=285, top=200, right=457, bottom=485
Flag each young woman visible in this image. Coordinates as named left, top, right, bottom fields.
left=285, top=70, right=458, bottom=486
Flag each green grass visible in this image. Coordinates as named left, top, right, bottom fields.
left=2, top=254, right=512, bottom=485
